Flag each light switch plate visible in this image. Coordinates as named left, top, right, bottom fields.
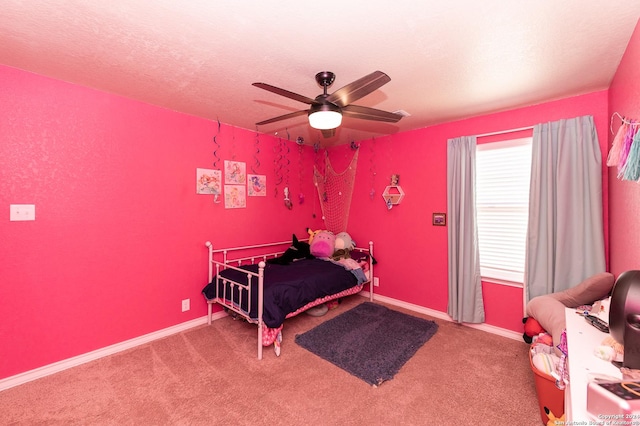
left=10, top=204, right=35, bottom=221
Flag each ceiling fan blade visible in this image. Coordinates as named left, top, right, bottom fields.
left=252, top=82, right=317, bottom=105
left=342, top=104, right=403, bottom=123
left=325, top=71, right=391, bottom=107
left=255, top=109, right=309, bottom=126
left=321, top=128, right=336, bottom=138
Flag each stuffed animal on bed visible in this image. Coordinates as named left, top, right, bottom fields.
left=306, top=228, right=322, bottom=244
left=334, top=232, right=356, bottom=252
left=309, top=230, right=336, bottom=258
left=332, top=232, right=356, bottom=261
left=267, top=234, right=313, bottom=265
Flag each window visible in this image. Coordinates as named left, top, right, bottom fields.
left=476, top=138, right=532, bottom=284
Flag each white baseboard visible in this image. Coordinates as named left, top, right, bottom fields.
left=361, top=291, right=523, bottom=342
left=0, top=312, right=226, bottom=392
left=2, top=294, right=523, bottom=392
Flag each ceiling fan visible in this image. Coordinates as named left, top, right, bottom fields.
left=253, top=71, right=403, bottom=138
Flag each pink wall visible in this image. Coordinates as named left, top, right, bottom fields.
left=0, top=61, right=613, bottom=380
left=608, top=20, right=640, bottom=276
left=0, top=65, right=322, bottom=379
left=345, top=90, right=610, bottom=332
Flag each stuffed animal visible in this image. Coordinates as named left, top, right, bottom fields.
left=306, top=228, right=322, bottom=245
left=309, top=230, right=336, bottom=258
left=334, top=232, right=356, bottom=252
left=522, top=316, right=546, bottom=344
left=544, top=407, right=565, bottom=426
left=267, top=234, right=313, bottom=265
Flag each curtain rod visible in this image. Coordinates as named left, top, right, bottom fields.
left=475, top=125, right=534, bottom=138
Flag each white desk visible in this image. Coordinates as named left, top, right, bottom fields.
left=565, top=307, right=622, bottom=422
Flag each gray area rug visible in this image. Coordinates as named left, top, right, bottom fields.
left=295, top=302, right=438, bottom=386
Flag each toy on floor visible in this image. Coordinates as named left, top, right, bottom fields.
left=522, top=316, right=546, bottom=344
left=305, top=304, right=329, bottom=316
left=544, top=407, right=565, bottom=426
left=326, top=299, right=340, bottom=310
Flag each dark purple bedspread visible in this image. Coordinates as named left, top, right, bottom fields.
left=202, top=258, right=357, bottom=328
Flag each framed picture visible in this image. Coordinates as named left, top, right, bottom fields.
left=432, top=213, right=446, bottom=226
left=224, top=160, right=246, bottom=184
left=196, top=168, right=221, bottom=195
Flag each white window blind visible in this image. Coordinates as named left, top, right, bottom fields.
left=476, top=138, right=532, bottom=284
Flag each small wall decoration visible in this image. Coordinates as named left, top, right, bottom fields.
left=607, top=113, right=640, bottom=181
left=432, top=213, right=447, bottom=226
left=224, top=185, right=246, bottom=209
left=382, top=174, right=404, bottom=209
left=248, top=174, right=267, bottom=196
left=225, top=160, right=246, bottom=184
left=196, top=168, right=221, bottom=195
left=283, top=187, right=293, bottom=210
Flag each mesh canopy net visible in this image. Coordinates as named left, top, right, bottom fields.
left=313, top=149, right=359, bottom=234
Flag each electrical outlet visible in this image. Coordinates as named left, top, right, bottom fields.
left=181, top=298, right=190, bottom=312
left=10, top=204, right=35, bottom=221
left=373, top=277, right=380, bottom=287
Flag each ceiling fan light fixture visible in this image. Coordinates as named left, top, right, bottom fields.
left=308, top=103, right=342, bottom=130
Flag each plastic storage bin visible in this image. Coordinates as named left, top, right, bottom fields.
left=529, top=350, right=565, bottom=424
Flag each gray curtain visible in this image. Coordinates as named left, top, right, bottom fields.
left=447, top=136, right=485, bottom=323
left=525, top=115, right=606, bottom=301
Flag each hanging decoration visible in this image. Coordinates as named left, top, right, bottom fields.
left=311, top=141, right=323, bottom=219
left=212, top=118, right=222, bottom=170
left=283, top=187, right=293, bottom=210
left=230, top=127, right=237, bottom=161
left=252, top=127, right=261, bottom=174
left=282, top=130, right=292, bottom=209
left=284, top=130, right=291, bottom=192
left=313, top=149, right=359, bottom=233
left=273, top=136, right=284, bottom=197
left=608, top=113, right=640, bottom=182
left=297, top=137, right=305, bottom=204
left=212, top=118, right=222, bottom=203
left=369, top=137, right=377, bottom=200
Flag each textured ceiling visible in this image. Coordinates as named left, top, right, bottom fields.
left=1, top=1, right=640, bottom=146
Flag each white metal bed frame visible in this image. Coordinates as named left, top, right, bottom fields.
left=205, top=239, right=374, bottom=359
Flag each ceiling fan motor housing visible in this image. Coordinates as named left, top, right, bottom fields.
left=315, top=71, right=335, bottom=89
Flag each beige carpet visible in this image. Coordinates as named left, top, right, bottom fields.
left=0, top=297, right=543, bottom=425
